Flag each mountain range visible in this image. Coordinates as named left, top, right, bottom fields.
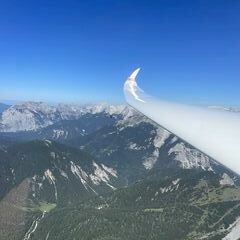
left=0, top=102, right=240, bottom=240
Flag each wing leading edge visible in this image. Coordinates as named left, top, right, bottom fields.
left=124, top=69, right=240, bottom=175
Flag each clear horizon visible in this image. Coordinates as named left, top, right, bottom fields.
left=1, top=99, right=240, bottom=109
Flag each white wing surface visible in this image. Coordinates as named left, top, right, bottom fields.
left=124, top=68, right=240, bottom=175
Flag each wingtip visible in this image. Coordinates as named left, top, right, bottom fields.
left=128, top=68, right=141, bottom=81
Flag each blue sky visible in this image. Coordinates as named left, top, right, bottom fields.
left=0, top=0, right=240, bottom=105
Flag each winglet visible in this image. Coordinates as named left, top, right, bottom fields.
left=128, top=68, right=141, bottom=82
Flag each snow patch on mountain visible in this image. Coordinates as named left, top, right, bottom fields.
left=220, top=173, right=234, bottom=186
left=70, top=161, right=89, bottom=190
left=44, top=169, right=56, bottom=185
left=117, top=106, right=150, bottom=127
left=44, top=169, right=57, bottom=201
left=143, top=149, right=159, bottom=170
left=89, top=162, right=117, bottom=189
left=50, top=152, right=56, bottom=159
left=172, top=178, right=181, bottom=185
left=222, top=217, right=240, bottom=240
left=59, top=169, right=68, bottom=179
left=91, top=162, right=111, bottom=183
left=44, top=140, right=52, bottom=147
left=153, top=128, right=170, bottom=148
left=168, top=143, right=213, bottom=170
left=160, top=179, right=180, bottom=194
left=101, top=164, right=117, bottom=178
left=58, top=103, right=125, bottom=117
left=128, top=142, right=145, bottom=150
left=142, top=128, right=170, bottom=170
left=52, top=129, right=68, bottom=139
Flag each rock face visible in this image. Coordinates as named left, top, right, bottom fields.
left=0, top=102, right=229, bottom=179
left=0, top=102, right=125, bottom=132
left=0, top=102, right=60, bottom=132
left=0, top=140, right=119, bottom=205
left=0, top=102, right=240, bottom=240
left=220, top=173, right=235, bottom=186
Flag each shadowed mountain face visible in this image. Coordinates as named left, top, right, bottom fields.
left=0, top=141, right=119, bottom=204
left=0, top=102, right=240, bottom=240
